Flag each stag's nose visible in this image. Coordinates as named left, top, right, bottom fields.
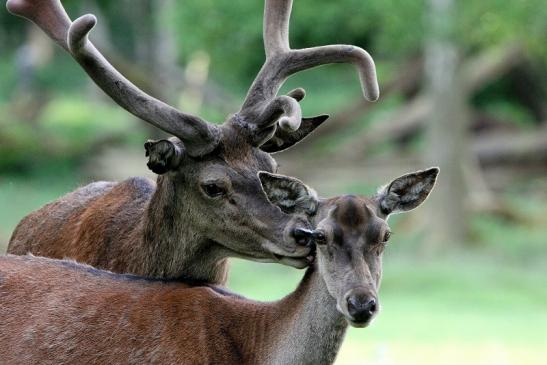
left=346, top=293, right=377, bottom=323
left=292, top=227, right=314, bottom=247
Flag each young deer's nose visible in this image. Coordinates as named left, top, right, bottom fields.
left=346, top=294, right=377, bottom=323
left=292, top=228, right=314, bottom=247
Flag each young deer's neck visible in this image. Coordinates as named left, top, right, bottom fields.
left=263, top=268, right=348, bottom=365
left=140, top=176, right=229, bottom=284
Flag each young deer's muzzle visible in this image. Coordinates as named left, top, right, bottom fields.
left=344, top=289, right=378, bottom=327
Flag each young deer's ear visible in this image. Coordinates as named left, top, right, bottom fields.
left=144, top=138, right=184, bottom=175
left=258, top=172, right=319, bottom=215
left=376, top=167, right=439, bottom=216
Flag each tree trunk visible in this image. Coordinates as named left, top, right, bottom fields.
left=423, top=0, right=469, bottom=250
left=129, top=0, right=182, bottom=138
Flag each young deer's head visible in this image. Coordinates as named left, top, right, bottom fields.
left=260, top=168, right=439, bottom=326
left=7, top=0, right=378, bottom=267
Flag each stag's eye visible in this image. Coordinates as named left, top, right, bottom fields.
left=201, top=183, right=227, bottom=198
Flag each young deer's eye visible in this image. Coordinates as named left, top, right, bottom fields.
left=201, top=183, right=227, bottom=198
left=313, top=231, right=327, bottom=245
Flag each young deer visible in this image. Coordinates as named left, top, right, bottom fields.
left=0, top=168, right=437, bottom=365
left=6, top=0, right=379, bottom=283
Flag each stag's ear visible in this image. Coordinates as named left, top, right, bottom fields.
left=258, top=172, right=319, bottom=215
left=144, top=138, right=184, bottom=175
left=376, top=167, right=439, bottom=216
left=260, top=115, right=329, bottom=153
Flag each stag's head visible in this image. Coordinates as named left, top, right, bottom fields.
left=260, top=168, right=439, bottom=326
left=6, top=0, right=379, bottom=267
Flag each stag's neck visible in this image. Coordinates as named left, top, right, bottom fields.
left=140, top=176, right=228, bottom=284
left=262, top=268, right=348, bottom=365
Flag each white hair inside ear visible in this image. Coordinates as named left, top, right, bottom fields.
left=376, top=167, right=439, bottom=217
left=258, top=172, right=319, bottom=215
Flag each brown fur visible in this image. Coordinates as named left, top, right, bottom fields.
left=0, top=255, right=311, bottom=365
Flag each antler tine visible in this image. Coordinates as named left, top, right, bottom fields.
left=263, top=0, right=291, bottom=57
left=240, top=0, right=379, bottom=136
left=259, top=87, right=305, bottom=131
left=286, top=87, right=305, bottom=101
left=7, top=0, right=220, bottom=157
left=6, top=0, right=71, bottom=51
left=288, top=45, right=379, bottom=102
left=256, top=95, right=302, bottom=131
left=67, top=15, right=219, bottom=155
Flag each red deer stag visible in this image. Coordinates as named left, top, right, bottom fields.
left=6, top=0, right=379, bottom=284
left=0, top=168, right=437, bottom=365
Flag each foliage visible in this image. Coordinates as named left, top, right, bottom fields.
left=170, top=0, right=547, bottom=87
left=0, top=96, right=138, bottom=171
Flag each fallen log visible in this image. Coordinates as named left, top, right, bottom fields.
left=474, top=128, right=547, bottom=166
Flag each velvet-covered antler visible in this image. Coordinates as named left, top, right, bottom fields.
left=6, top=0, right=219, bottom=156
left=240, top=0, right=379, bottom=146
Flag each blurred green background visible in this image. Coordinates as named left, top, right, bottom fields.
left=1, top=1, right=546, bottom=364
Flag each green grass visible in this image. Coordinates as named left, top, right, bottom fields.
left=1, top=172, right=546, bottom=364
